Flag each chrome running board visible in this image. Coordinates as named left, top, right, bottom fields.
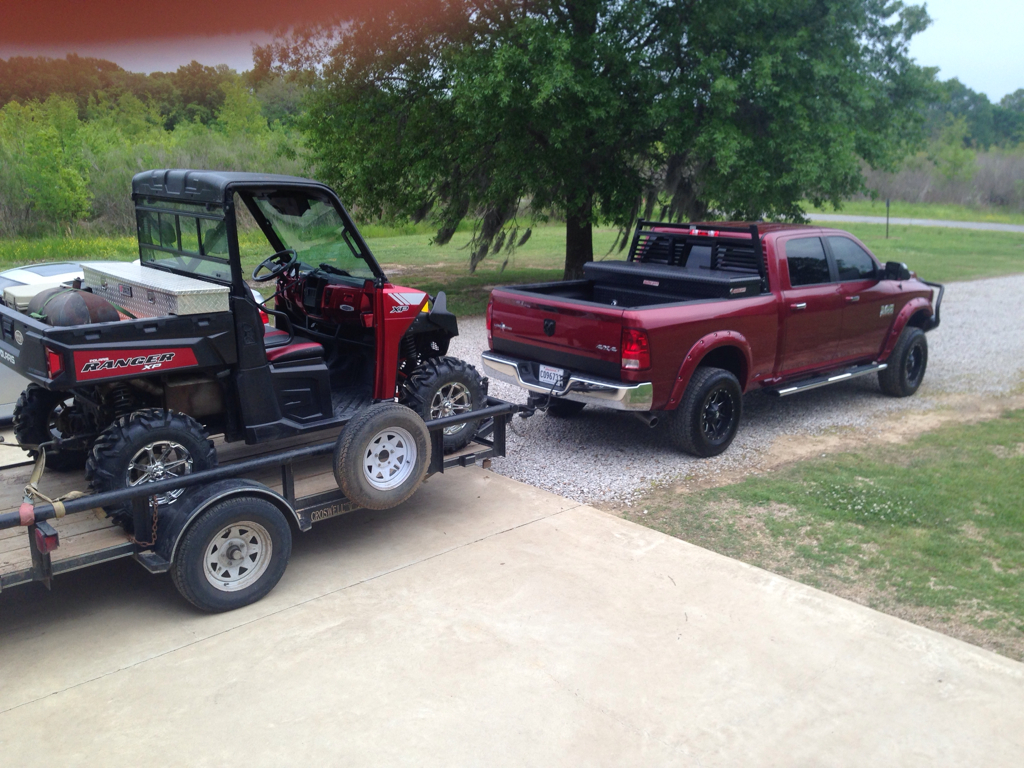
left=768, top=362, right=887, bottom=397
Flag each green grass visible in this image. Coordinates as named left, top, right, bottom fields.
left=628, top=410, right=1024, bottom=659
left=805, top=199, right=1024, bottom=226
left=0, top=220, right=1020, bottom=315
left=834, top=223, right=1024, bottom=283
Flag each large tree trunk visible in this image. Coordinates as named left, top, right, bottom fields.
left=563, top=198, right=594, bottom=280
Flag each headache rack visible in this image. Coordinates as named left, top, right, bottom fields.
left=626, top=220, right=767, bottom=288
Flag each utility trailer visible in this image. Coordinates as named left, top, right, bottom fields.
left=0, top=399, right=519, bottom=612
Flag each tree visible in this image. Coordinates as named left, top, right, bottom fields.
left=264, top=0, right=935, bottom=278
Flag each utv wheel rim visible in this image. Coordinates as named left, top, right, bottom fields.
left=203, top=521, right=273, bottom=592
left=363, top=426, right=417, bottom=490
left=700, top=389, right=735, bottom=443
left=905, top=344, right=924, bottom=384
left=126, top=441, right=194, bottom=505
left=429, top=383, right=473, bottom=436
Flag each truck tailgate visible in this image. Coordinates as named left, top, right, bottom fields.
left=490, top=288, right=624, bottom=378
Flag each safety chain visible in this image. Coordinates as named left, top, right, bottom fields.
left=128, top=496, right=160, bottom=548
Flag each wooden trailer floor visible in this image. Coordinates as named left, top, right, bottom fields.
left=0, top=426, right=345, bottom=583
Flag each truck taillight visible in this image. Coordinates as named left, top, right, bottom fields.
left=486, top=299, right=493, bottom=344
left=259, top=308, right=270, bottom=325
left=46, top=348, right=63, bottom=377
left=34, top=525, right=60, bottom=554
left=620, top=329, right=650, bottom=371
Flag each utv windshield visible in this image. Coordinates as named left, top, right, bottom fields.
left=249, top=191, right=378, bottom=280
left=136, top=198, right=233, bottom=283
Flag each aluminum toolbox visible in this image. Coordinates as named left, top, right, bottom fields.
left=82, top=262, right=229, bottom=317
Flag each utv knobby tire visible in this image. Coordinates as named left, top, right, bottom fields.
left=667, top=366, right=743, bottom=458
left=545, top=399, right=586, bottom=419
left=879, top=326, right=928, bottom=397
left=85, top=409, right=216, bottom=522
left=334, top=402, right=430, bottom=511
left=13, top=384, right=88, bottom=471
left=171, top=495, right=292, bottom=613
left=400, top=356, right=486, bottom=453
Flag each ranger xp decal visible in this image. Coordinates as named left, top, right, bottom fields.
left=389, top=291, right=426, bottom=307
left=73, top=348, right=198, bottom=381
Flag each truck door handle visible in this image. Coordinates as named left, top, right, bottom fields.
left=790, top=303, right=807, bottom=311
left=845, top=295, right=860, bottom=303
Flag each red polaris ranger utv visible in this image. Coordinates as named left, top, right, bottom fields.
left=1, top=170, right=486, bottom=515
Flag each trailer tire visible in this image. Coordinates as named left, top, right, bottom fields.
left=86, top=409, right=216, bottom=522
left=879, top=326, right=928, bottom=397
left=667, top=366, right=743, bottom=458
left=171, top=495, right=292, bottom=612
left=545, top=399, right=586, bottom=418
left=13, top=384, right=89, bottom=471
left=400, top=356, right=485, bottom=452
left=334, top=402, right=430, bottom=510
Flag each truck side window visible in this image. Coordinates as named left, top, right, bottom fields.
left=785, top=237, right=830, bottom=286
left=827, top=237, right=877, bottom=281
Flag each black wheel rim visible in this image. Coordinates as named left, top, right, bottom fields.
left=48, top=397, right=79, bottom=443
left=701, top=388, right=735, bottom=443
left=905, top=344, right=924, bottom=385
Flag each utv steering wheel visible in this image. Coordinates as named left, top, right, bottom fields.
left=252, top=249, right=298, bottom=282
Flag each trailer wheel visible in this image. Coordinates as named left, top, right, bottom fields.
left=334, top=402, right=430, bottom=510
left=401, top=356, right=485, bottom=452
left=13, top=384, right=89, bottom=471
left=171, top=495, right=292, bottom=612
left=879, top=326, right=928, bottom=397
left=86, top=409, right=216, bottom=522
left=667, top=366, right=743, bottom=458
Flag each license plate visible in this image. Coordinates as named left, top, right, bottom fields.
left=538, top=364, right=565, bottom=387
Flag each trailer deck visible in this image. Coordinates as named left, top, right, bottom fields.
left=0, top=399, right=519, bottom=597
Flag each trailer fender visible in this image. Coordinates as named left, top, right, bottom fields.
left=879, top=297, right=933, bottom=362
left=666, top=332, right=754, bottom=409
left=149, top=479, right=298, bottom=571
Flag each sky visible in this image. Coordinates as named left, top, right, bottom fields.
left=0, top=0, right=1021, bottom=101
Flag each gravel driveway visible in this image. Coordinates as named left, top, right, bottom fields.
left=448, top=274, right=1024, bottom=504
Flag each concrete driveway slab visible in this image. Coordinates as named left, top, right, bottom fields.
left=1, top=468, right=1022, bottom=766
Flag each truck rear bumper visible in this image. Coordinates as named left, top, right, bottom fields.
left=481, top=350, right=653, bottom=411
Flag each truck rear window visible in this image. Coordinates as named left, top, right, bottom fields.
left=786, top=237, right=830, bottom=286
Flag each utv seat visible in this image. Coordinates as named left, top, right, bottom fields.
left=266, top=341, right=324, bottom=364
left=264, top=325, right=290, bottom=348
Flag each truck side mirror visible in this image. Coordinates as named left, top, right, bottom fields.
left=884, top=261, right=911, bottom=281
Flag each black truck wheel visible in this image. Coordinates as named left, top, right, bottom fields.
left=334, top=402, right=430, bottom=510
left=12, top=384, right=89, bottom=471
left=667, top=366, right=743, bottom=458
left=545, top=399, right=586, bottom=418
left=879, top=326, right=928, bottom=397
left=400, top=356, right=485, bottom=453
left=85, top=409, right=216, bottom=521
left=171, top=495, right=292, bottom=612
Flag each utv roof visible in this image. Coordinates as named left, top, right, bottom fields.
left=132, top=169, right=333, bottom=205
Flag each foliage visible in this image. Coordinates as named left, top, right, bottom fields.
left=928, top=116, right=977, bottom=183
left=0, top=96, right=93, bottom=231
left=265, top=0, right=935, bottom=277
left=924, top=79, right=1024, bottom=150
left=0, top=84, right=303, bottom=237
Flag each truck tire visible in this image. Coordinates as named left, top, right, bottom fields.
left=667, top=366, right=743, bottom=458
left=400, top=356, right=485, bottom=453
left=85, top=409, right=216, bottom=522
left=879, top=326, right=928, bottom=397
left=334, top=402, right=430, bottom=510
left=545, top=399, right=586, bottom=419
left=171, top=495, right=292, bottom=612
left=13, top=384, right=89, bottom=471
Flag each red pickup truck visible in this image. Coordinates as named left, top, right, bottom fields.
left=481, top=221, right=943, bottom=457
